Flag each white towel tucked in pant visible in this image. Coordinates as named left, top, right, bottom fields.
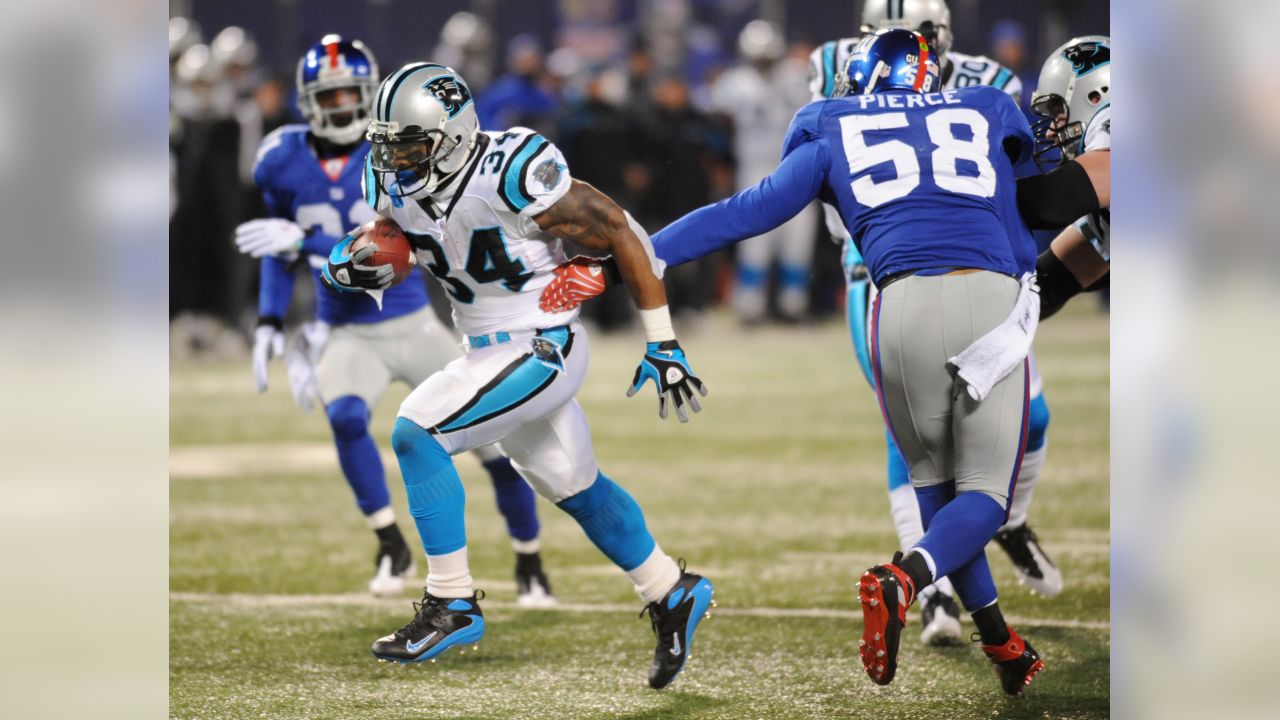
left=947, top=273, right=1040, bottom=401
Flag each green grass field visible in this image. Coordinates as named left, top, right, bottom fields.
left=170, top=303, right=1109, bottom=719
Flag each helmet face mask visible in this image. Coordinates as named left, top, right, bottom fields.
left=1030, top=35, right=1110, bottom=168
left=367, top=124, right=460, bottom=197
left=296, top=35, right=379, bottom=146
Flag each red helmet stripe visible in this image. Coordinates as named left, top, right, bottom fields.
left=326, top=41, right=340, bottom=69
left=913, top=35, right=930, bottom=91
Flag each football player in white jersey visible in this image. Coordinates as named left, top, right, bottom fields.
left=1026, top=36, right=1112, bottom=319
left=322, top=63, right=714, bottom=689
left=806, top=0, right=1060, bottom=647
left=711, top=20, right=818, bottom=322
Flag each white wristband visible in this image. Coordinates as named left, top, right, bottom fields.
left=638, top=306, right=676, bottom=343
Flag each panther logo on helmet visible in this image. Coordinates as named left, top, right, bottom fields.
left=1063, top=41, right=1109, bottom=77
left=423, top=75, right=473, bottom=119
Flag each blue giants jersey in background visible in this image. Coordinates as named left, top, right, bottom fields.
left=253, top=125, right=430, bottom=326
left=798, top=85, right=1036, bottom=284
left=647, top=86, right=1037, bottom=285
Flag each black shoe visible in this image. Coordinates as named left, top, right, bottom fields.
left=641, top=561, right=715, bottom=689
left=371, top=590, right=485, bottom=663
left=369, top=526, right=415, bottom=597
left=978, top=626, right=1045, bottom=696
left=993, top=524, right=1063, bottom=597
left=919, top=591, right=964, bottom=647
left=514, top=551, right=556, bottom=607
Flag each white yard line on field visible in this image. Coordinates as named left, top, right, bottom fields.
left=169, top=591, right=1109, bottom=631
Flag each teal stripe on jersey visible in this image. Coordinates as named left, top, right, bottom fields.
left=499, top=136, right=549, bottom=213
left=993, top=67, right=1014, bottom=90
left=821, top=42, right=837, bottom=98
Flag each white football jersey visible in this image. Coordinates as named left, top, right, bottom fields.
left=808, top=38, right=1023, bottom=240
left=711, top=60, right=812, bottom=184
left=1075, top=105, right=1111, bottom=260
left=364, top=127, right=580, bottom=336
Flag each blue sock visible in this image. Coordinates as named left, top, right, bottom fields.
left=483, top=457, right=540, bottom=543
left=779, top=262, right=809, bottom=291
left=913, top=487, right=1005, bottom=579
left=556, top=472, right=655, bottom=571
left=391, top=418, right=466, bottom=556
left=948, top=551, right=999, bottom=612
left=326, top=396, right=390, bottom=516
left=736, top=264, right=766, bottom=288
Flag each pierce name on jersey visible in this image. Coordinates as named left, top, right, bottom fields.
left=254, top=124, right=430, bottom=325
left=363, top=127, right=580, bottom=336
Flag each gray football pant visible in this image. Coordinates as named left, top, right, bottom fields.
left=871, top=271, right=1029, bottom=509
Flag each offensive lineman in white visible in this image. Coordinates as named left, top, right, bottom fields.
left=322, top=63, right=715, bottom=689
left=710, top=20, right=819, bottom=322
left=808, top=0, right=1061, bottom=647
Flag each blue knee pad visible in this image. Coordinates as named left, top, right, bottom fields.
left=885, top=431, right=910, bottom=492
left=483, top=457, right=540, bottom=542
left=326, top=396, right=389, bottom=516
left=1026, top=392, right=1050, bottom=452
left=391, top=417, right=466, bottom=556
left=556, top=472, right=655, bottom=571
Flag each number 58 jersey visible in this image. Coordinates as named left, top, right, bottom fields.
left=363, top=127, right=581, bottom=336
left=796, top=86, right=1037, bottom=284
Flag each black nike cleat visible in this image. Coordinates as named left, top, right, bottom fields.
left=371, top=590, right=485, bottom=664
left=641, top=562, right=715, bottom=689
left=919, top=591, right=964, bottom=647
left=993, top=524, right=1064, bottom=597
left=369, top=524, right=415, bottom=598
left=515, top=551, right=556, bottom=608
left=979, top=626, right=1045, bottom=696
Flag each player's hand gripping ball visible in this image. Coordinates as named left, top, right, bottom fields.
left=322, top=218, right=416, bottom=292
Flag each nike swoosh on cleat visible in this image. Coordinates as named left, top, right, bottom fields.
left=405, top=631, right=438, bottom=654
left=669, top=632, right=682, bottom=656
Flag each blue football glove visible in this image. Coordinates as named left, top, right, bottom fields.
left=321, top=233, right=393, bottom=293
left=627, top=340, right=708, bottom=422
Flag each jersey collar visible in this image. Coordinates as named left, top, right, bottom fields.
left=417, top=133, right=490, bottom=221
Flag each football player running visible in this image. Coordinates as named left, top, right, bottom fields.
left=545, top=29, right=1047, bottom=695
left=1024, top=36, right=1111, bottom=319
left=237, top=36, right=555, bottom=605
left=322, top=63, right=714, bottom=688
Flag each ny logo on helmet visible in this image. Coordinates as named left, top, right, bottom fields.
left=1063, top=41, right=1109, bottom=77
left=423, top=75, right=473, bottom=119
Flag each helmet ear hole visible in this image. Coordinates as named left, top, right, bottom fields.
left=1088, top=88, right=1106, bottom=104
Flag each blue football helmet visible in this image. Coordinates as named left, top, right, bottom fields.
left=296, top=35, right=380, bottom=145
left=836, top=28, right=941, bottom=97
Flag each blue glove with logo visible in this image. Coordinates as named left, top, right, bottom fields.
left=321, top=233, right=394, bottom=293
left=627, top=340, right=708, bottom=422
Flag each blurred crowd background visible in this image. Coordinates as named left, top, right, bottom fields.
left=169, top=0, right=1107, bottom=354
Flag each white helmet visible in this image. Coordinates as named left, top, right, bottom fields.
left=860, top=0, right=953, bottom=58
left=367, top=64, right=480, bottom=198
left=211, top=26, right=258, bottom=69
left=738, top=20, right=785, bottom=63
left=1031, top=35, right=1110, bottom=162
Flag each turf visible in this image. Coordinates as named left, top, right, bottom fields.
left=170, top=302, right=1109, bottom=719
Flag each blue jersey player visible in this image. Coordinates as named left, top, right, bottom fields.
left=542, top=29, right=1047, bottom=696
left=235, top=35, right=555, bottom=605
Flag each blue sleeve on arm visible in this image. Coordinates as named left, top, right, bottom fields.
left=258, top=256, right=296, bottom=319
left=650, top=139, right=827, bottom=267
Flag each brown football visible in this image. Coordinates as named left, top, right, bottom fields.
left=350, top=218, right=416, bottom=287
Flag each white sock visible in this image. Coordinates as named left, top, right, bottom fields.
left=1001, top=442, right=1048, bottom=531
left=511, top=537, right=541, bottom=554
left=366, top=506, right=396, bottom=530
left=425, top=547, right=474, bottom=599
left=628, top=545, right=682, bottom=603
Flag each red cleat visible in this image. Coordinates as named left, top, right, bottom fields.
left=980, top=626, right=1046, bottom=696
left=857, top=560, right=917, bottom=685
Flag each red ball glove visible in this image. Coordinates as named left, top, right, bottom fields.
left=539, top=255, right=610, bottom=312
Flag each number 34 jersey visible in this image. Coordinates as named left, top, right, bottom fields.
left=363, top=127, right=581, bottom=336
left=793, top=86, right=1037, bottom=284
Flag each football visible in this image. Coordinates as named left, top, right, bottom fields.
left=350, top=218, right=416, bottom=287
